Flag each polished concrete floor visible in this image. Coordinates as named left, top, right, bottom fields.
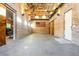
left=0, top=33, right=79, bottom=56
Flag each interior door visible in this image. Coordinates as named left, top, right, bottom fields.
left=64, top=9, right=72, bottom=41
left=0, top=15, right=6, bottom=45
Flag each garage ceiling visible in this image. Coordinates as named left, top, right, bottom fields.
left=19, top=3, right=61, bottom=20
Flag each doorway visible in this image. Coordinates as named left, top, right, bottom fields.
left=0, top=4, right=16, bottom=46
left=64, top=9, right=72, bottom=41
left=49, top=20, right=54, bottom=35
left=6, top=8, right=14, bottom=41
left=5, top=5, right=16, bottom=42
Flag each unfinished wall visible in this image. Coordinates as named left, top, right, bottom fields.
left=49, top=3, right=79, bottom=44
left=72, top=4, right=79, bottom=26
left=7, top=3, right=32, bottom=39
left=72, top=3, right=79, bottom=43
left=31, top=20, right=49, bottom=34
left=49, top=4, right=72, bottom=38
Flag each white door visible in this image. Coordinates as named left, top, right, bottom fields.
left=64, top=9, right=72, bottom=41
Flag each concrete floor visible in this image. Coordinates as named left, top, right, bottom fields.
left=0, top=33, right=79, bottom=56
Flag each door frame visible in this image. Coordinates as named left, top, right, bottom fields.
left=49, top=20, right=54, bottom=35
left=2, top=3, right=17, bottom=40
left=64, top=8, right=73, bottom=41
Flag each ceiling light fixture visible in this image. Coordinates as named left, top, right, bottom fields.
left=35, top=16, right=39, bottom=19
left=42, top=15, right=46, bottom=19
